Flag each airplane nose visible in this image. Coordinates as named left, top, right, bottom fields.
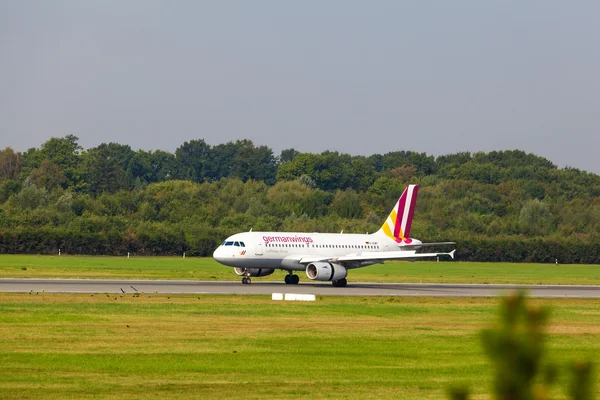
left=213, top=247, right=225, bottom=264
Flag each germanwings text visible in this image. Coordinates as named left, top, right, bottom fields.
left=263, top=236, right=314, bottom=245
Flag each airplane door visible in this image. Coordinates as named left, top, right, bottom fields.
left=255, top=243, right=263, bottom=256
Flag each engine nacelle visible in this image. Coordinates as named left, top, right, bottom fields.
left=234, top=267, right=275, bottom=277
left=306, top=262, right=347, bottom=281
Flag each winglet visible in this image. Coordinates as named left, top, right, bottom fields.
left=449, top=249, right=456, bottom=259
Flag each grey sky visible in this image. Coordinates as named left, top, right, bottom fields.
left=1, top=1, right=599, bottom=173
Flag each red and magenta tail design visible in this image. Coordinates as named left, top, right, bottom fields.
left=376, top=184, right=419, bottom=244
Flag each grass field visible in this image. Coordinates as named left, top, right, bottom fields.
left=0, top=294, right=599, bottom=399
left=1, top=255, right=600, bottom=285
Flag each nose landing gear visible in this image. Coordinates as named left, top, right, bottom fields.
left=241, top=269, right=251, bottom=284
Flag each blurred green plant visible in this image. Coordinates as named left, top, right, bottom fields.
left=448, top=291, right=595, bottom=400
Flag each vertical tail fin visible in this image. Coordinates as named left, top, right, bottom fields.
left=376, top=184, right=419, bottom=244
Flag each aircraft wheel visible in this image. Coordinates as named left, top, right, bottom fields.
left=242, top=277, right=251, bottom=284
left=332, top=279, right=347, bottom=287
left=291, top=275, right=300, bottom=285
left=284, top=275, right=291, bottom=284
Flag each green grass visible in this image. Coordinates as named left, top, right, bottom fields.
left=0, top=294, right=599, bottom=399
left=1, top=255, right=600, bottom=285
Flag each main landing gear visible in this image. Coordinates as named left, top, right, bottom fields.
left=332, top=278, right=347, bottom=287
left=284, top=273, right=300, bottom=285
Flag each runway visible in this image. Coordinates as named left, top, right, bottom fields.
left=1, top=279, right=600, bottom=298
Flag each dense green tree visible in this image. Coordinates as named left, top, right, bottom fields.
left=12, top=185, right=48, bottom=210
left=267, top=180, right=311, bottom=217
left=473, top=149, right=556, bottom=170
left=380, top=151, right=436, bottom=175
left=27, top=159, right=66, bottom=190
left=519, top=199, right=555, bottom=236
left=331, top=190, right=363, bottom=219
left=38, top=135, right=83, bottom=186
left=368, top=154, right=384, bottom=172
left=228, top=140, right=277, bottom=184
left=129, top=149, right=176, bottom=183
left=19, top=147, right=45, bottom=182
left=0, top=147, right=21, bottom=180
left=276, top=151, right=355, bottom=190
left=80, top=143, right=134, bottom=194
left=349, top=156, right=377, bottom=191
left=174, top=139, right=211, bottom=182
left=385, top=165, right=417, bottom=181
left=279, top=148, right=299, bottom=163
left=276, top=153, right=317, bottom=182
left=300, top=189, right=333, bottom=218
left=55, top=192, right=74, bottom=213
left=0, top=179, right=22, bottom=203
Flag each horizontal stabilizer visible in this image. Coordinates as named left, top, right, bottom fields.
left=332, top=250, right=455, bottom=263
left=399, top=242, right=456, bottom=250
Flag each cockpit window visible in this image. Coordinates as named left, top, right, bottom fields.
left=224, top=241, right=234, bottom=246
left=234, top=241, right=240, bottom=247
left=239, top=242, right=246, bottom=247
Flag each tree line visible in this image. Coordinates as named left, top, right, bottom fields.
left=1, top=135, right=599, bottom=262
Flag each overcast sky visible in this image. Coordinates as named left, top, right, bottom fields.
left=1, top=1, right=599, bottom=173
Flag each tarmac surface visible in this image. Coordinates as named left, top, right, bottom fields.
left=1, top=278, right=600, bottom=298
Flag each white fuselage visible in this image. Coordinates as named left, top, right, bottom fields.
left=213, top=231, right=421, bottom=271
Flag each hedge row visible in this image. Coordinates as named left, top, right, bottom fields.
left=1, top=229, right=599, bottom=263
left=0, top=228, right=219, bottom=257
left=459, top=237, right=600, bottom=264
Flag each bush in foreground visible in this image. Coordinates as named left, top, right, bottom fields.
left=448, top=292, right=595, bottom=400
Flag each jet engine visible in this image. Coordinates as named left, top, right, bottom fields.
left=234, top=267, right=274, bottom=277
left=306, top=262, right=347, bottom=281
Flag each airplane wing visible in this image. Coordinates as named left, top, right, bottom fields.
left=298, top=249, right=455, bottom=265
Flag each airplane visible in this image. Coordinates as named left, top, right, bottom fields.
left=212, top=184, right=455, bottom=287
